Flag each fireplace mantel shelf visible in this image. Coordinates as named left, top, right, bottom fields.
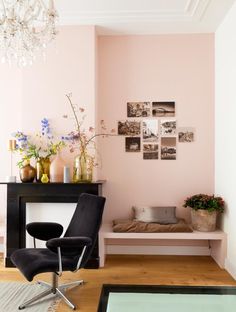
left=0, top=180, right=105, bottom=185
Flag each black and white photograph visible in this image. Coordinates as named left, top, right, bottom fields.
left=127, top=102, right=151, bottom=117
left=143, top=152, right=159, bottom=160
left=152, top=101, right=175, bottom=117
left=143, top=119, right=158, bottom=142
left=126, top=137, right=141, bottom=152
left=143, top=144, right=159, bottom=152
left=143, top=144, right=159, bottom=159
left=178, top=127, right=195, bottom=143
left=160, top=119, right=177, bottom=136
left=118, top=120, right=141, bottom=135
left=161, top=138, right=176, bottom=160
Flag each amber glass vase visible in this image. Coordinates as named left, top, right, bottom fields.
left=19, top=160, right=36, bottom=183
left=36, top=157, right=51, bottom=182
left=73, top=152, right=93, bottom=183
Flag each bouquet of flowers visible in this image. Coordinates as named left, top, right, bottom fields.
left=13, top=118, right=65, bottom=181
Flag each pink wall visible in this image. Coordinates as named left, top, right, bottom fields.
left=0, top=67, right=22, bottom=221
left=0, top=26, right=97, bottom=222
left=97, top=34, right=215, bottom=223
left=22, top=26, right=96, bottom=135
left=0, top=30, right=215, bottom=228
left=21, top=26, right=96, bottom=172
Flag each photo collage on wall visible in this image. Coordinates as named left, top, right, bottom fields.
left=118, top=101, right=195, bottom=160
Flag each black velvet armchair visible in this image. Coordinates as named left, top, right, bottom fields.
left=11, top=193, right=106, bottom=310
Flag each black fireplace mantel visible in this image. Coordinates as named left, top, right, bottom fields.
left=0, top=181, right=104, bottom=268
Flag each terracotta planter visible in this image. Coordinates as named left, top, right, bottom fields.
left=191, top=209, right=217, bottom=232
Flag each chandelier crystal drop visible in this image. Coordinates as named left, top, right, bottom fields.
left=0, top=0, right=58, bottom=66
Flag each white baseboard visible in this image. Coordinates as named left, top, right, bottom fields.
left=107, top=245, right=211, bottom=256
left=225, top=258, right=236, bottom=280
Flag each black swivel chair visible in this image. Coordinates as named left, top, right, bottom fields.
left=11, top=193, right=106, bottom=310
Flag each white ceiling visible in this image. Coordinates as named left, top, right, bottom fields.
left=55, top=0, right=236, bottom=35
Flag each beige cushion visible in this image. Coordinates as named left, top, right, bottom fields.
left=133, top=206, right=178, bottom=224
left=112, top=218, right=192, bottom=233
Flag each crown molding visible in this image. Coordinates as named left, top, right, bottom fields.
left=58, top=0, right=211, bottom=24
left=55, top=0, right=234, bottom=34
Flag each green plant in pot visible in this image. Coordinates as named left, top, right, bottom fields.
left=183, top=194, right=225, bottom=232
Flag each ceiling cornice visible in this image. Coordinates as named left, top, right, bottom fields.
left=55, top=0, right=235, bottom=35
left=58, top=0, right=210, bottom=24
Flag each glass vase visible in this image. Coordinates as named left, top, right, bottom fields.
left=73, top=152, right=93, bottom=183
left=36, top=157, right=51, bottom=182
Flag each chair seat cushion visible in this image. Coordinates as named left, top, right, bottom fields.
left=11, top=248, right=78, bottom=282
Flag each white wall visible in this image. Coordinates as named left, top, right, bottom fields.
left=215, top=1, right=236, bottom=279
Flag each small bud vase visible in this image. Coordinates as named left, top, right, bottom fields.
left=41, top=173, right=49, bottom=183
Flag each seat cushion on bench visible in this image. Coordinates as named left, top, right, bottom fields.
left=112, top=218, right=193, bottom=233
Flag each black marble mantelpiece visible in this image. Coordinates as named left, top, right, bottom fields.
left=0, top=181, right=104, bottom=268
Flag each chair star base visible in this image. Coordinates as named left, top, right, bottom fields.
left=18, top=273, right=84, bottom=310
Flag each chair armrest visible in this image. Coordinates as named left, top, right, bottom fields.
left=46, top=236, right=92, bottom=257
left=46, top=236, right=92, bottom=248
left=26, top=222, right=64, bottom=241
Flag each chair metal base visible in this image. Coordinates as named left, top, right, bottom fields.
left=18, top=273, right=84, bottom=310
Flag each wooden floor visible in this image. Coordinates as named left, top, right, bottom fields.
left=1, top=255, right=236, bottom=311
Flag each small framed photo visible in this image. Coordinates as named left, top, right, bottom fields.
left=152, top=102, right=175, bottom=117
left=126, top=137, right=141, bottom=152
left=127, top=102, right=151, bottom=117
left=160, top=119, right=177, bottom=136
left=178, top=127, right=195, bottom=142
left=161, top=137, right=176, bottom=160
left=118, top=121, right=141, bottom=136
left=143, top=144, right=159, bottom=160
left=143, top=152, right=159, bottom=160
left=143, top=119, right=158, bottom=142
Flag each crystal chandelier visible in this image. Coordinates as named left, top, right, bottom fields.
left=0, top=0, right=58, bottom=66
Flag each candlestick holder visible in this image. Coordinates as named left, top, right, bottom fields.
left=6, top=139, right=16, bottom=182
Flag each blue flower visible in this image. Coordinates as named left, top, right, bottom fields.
left=41, top=118, right=51, bottom=136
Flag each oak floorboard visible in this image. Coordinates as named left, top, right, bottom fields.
left=0, top=255, right=235, bottom=311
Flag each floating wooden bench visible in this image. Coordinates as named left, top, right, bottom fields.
left=99, top=223, right=227, bottom=268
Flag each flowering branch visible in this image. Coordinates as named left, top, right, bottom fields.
left=63, top=93, right=116, bottom=157
left=65, top=93, right=81, bottom=133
